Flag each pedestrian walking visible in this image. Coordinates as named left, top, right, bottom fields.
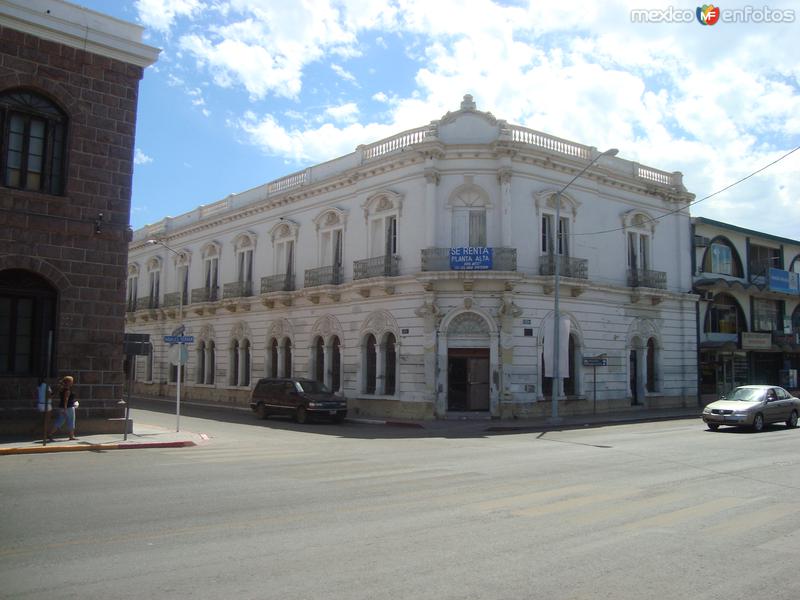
left=49, top=376, right=79, bottom=441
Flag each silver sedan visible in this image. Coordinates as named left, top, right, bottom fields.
left=702, top=385, right=800, bottom=432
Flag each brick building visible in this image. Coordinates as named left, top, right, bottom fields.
left=0, top=0, right=158, bottom=433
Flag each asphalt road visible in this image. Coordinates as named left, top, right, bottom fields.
left=3, top=402, right=800, bottom=600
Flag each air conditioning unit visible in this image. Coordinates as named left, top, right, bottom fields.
left=694, top=235, right=711, bottom=247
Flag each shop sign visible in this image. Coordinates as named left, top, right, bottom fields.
left=450, top=247, right=493, bottom=271
left=768, top=268, right=800, bottom=295
left=741, top=332, right=772, bottom=350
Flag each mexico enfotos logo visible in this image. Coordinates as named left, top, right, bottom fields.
left=631, top=5, right=796, bottom=24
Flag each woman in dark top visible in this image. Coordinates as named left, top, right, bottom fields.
left=49, top=376, right=78, bottom=440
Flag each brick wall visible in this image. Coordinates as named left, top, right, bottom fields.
left=0, top=24, right=146, bottom=427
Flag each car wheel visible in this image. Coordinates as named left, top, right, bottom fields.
left=787, top=410, right=798, bottom=428
left=752, top=413, right=765, bottom=432
left=255, top=403, right=268, bottom=420
left=295, top=406, right=309, bottom=424
left=707, top=423, right=719, bottom=431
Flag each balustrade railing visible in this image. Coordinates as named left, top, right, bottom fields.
left=628, top=269, right=667, bottom=289
left=539, top=255, right=589, bottom=279
left=304, top=265, right=343, bottom=288
left=223, top=280, right=253, bottom=299
left=162, top=291, right=185, bottom=307
left=353, top=255, right=400, bottom=280
left=261, top=274, right=295, bottom=293
left=509, top=125, right=592, bottom=159
left=191, top=286, right=219, bottom=303
left=361, top=125, right=433, bottom=161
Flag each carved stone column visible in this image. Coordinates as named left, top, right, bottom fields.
left=498, top=168, right=513, bottom=248
left=424, top=168, right=440, bottom=248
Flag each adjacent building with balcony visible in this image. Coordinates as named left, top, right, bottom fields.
left=126, top=95, right=698, bottom=420
left=693, top=218, right=800, bottom=399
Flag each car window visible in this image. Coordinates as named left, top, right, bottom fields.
left=285, top=382, right=296, bottom=394
left=296, top=380, right=330, bottom=394
left=777, top=388, right=789, bottom=400
left=728, top=388, right=764, bottom=402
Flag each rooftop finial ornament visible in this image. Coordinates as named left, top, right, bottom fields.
left=461, top=94, right=476, bottom=111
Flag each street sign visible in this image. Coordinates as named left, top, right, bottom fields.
left=582, top=357, right=607, bottom=367
left=164, top=335, right=194, bottom=344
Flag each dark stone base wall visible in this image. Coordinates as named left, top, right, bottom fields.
left=0, top=25, right=145, bottom=427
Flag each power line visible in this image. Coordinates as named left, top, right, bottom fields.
left=572, top=145, right=800, bottom=237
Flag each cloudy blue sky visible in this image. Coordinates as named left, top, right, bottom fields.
left=76, top=0, right=800, bottom=239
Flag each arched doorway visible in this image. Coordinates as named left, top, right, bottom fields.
left=445, top=312, right=491, bottom=412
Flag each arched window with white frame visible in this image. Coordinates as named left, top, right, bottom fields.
left=199, top=243, right=220, bottom=302
left=313, top=208, right=347, bottom=285
left=126, top=264, right=139, bottom=312
left=268, top=221, right=299, bottom=292
left=449, top=184, right=489, bottom=248
left=233, top=233, right=256, bottom=297
left=622, top=210, right=657, bottom=286
left=146, top=257, right=161, bottom=309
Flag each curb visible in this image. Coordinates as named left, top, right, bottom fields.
left=0, top=440, right=196, bottom=456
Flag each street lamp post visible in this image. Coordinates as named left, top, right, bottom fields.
left=550, top=148, right=618, bottom=422
left=147, top=239, right=184, bottom=432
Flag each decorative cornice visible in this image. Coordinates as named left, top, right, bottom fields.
left=0, top=0, right=160, bottom=68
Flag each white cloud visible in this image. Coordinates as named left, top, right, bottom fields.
left=134, top=148, right=153, bottom=165
left=135, top=0, right=206, bottom=34
left=372, top=91, right=388, bottom=102
left=331, top=63, right=357, bottom=84
left=325, top=102, right=359, bottom=123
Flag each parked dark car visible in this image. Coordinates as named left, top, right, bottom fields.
left=702, top=385, right=800, bottom=432
left=250, top=378, right=347, bottom=424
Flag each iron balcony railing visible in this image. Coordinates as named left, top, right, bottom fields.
left=304, top=265, right=343, bottom=288
left=135, top=296, right=158, bottom=310
left=223, top=280, right=253, bottom=299
left=191, top=286, right=219, bottom=303
left=261, top=273, right=295, bottom=293
left=539, top=254, right=588, bottom=279
left=353, top=255, right=400, bottom=280
left=628, top=269, right=667, bottom=289
left=162, top=291, right=188, bottom=307
left=421, top=247, right=517, bottom=272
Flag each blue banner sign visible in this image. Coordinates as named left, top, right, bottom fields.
left=769, top=268, right=800, bottom=295
left=164, top=335, right=194, bottom=344
left=450, top=247, right=493, bottom=271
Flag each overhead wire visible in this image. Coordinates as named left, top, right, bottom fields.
left=571, top=145, right=800, bottom=238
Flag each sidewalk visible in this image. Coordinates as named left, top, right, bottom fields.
left=0, top=422, right=206, bottom=456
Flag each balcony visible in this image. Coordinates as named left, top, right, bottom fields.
left=305, top=265, right=343, bottom=288
left=421, top=247, right=517, bottom=272
left=223, top=280, right=253, bottom=299
left=126, top=299, right=137, bottom=313
left=628, top=269, right=667, bottom=289
left=539, top=255, right=588, bottom=279
left=353, top=255, right=400, bottom=280
left=135, top=296, right=158, bottom=310
left=191, top=286, right=219, bottom=303
left=261, top=274, right=295, bottom=294
left=162, top=291, right=188, bottom=308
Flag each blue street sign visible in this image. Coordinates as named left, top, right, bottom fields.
left=582, top=357, right=607, bottom=367
left=164, top=335, right=194, bottom=344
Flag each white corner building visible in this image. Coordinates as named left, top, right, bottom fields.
left=126, top=95, right=698, bottom=420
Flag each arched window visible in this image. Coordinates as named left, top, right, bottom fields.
left=365, top=334, right=377, bottom=394
left=384, top=333, right=397, bottom=396
left=704, top=293, right=745, bottom=334
left=314, top=337, right=325, bottom=383
left=241, top=339, right=251, bottom=387
left=646, top=337, right=656, bottom=393
left=331, top=336, right=341, bottom=393
left=270, top=339, right=279, bottom=378
left=542, top=333, right=577, bottom=397
left=206, top=341, right=216, bottom=384
left=702, top=238, right=743, bottom=277
left=0, top=90, right=67, bottom=195
left=196, top=341, right=206, bottom=384
left=230, top=340, right=240, bottom=386
left=450, top=185, right=488, bottom=247
left=283, top=338, right=292, bottom=377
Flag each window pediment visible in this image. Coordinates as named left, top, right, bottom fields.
left=313, top=207, right=348, bottom=231
left=362, top=190, right=404, bottom=220
left=534, top=189, right=580, bottom=220
left=621, top=209, right=656, bottom=233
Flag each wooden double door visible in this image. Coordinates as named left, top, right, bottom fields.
left=447, top=348, right=490, bottom=412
